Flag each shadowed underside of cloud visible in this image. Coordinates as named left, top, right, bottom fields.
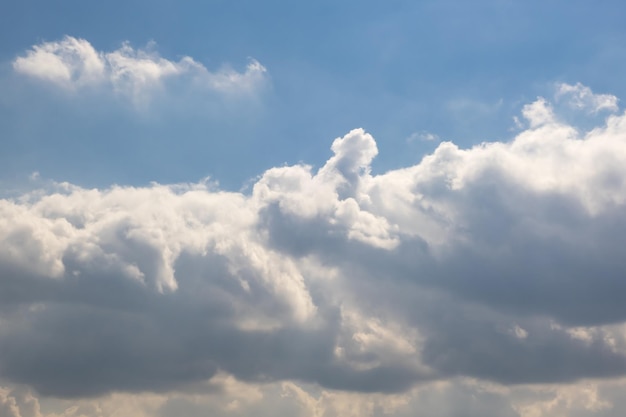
left=1, top=86, right=626, bottom=405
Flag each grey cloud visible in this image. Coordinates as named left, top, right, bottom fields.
left=1, top=93, right=626, bottom=400
left=410, top=177, right=626, bottom=325
left=0, top=195, right=428, bottom=397
left=154, top=376, right=522, bottom=417
left=419, top=306, right=626, bottom=384
left=251, top=114, right=626, bottom=385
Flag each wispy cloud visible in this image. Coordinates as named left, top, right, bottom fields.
left=12, top=36, right=268, bottom=104
left=556, top=82, right=619, bottom=114
left=406, top=130, right=440, bottom=143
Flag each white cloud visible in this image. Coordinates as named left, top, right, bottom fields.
left=556, top=82, right=619, bottom=114
left=3, top=86, right=626, bottom=415
left=520, top=97, right=556, bottom=127
left=13, top=37, right=105, bottom=87
left=12, top=36, right=268, bottom=103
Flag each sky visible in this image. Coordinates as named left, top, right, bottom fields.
left=2, top=1, right=626, bottom=416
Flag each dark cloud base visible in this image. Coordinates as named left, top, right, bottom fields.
left=1, top=96, right=626, bottom=401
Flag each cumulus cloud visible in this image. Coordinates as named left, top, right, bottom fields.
left=2, top=86, right=626, bottom=415
left=12, top=36, right=268, bottom=103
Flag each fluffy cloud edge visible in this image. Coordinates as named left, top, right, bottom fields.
left=12, top=36, right=268, bottom=103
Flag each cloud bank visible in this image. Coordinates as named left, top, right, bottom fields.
left=2, top=86, right=626, bottom=416
left=12, top=36, right=268, bottom=103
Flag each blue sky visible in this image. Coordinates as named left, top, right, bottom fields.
left=4, top=2, right=626, bottom=417
left=2, top=0, right=626, bottom=189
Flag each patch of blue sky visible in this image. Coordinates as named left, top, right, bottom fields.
left=1, top=0, right=625, bottom=190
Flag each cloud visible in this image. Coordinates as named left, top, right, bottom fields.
left=12, top=37, right=105, bottom=87
left=12, top=36, right=268, bottom=103
left=406, top=131, right=440, bottom=143
left=0, top=386, right=41, bottom=417
left=2, top=86, right=626, bottom=416
left=556, top=82, right=619, bottom=114
left=520, top=97, right=556, bottom=127
left=8, top=376, right=626, bottom=417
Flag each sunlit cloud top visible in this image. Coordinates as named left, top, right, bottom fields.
left=13, top=36, right=268, bottom=104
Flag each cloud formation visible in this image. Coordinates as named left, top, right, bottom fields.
left=12, top=36, right=268, bottom=102
left=2, top=85, right=626, bottom=415
left=556, top=82, right=619, bottom=114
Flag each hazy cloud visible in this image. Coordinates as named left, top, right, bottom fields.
left=406, top=131, right=440, bottom=143
left=7, top=376, right=626, bottom=417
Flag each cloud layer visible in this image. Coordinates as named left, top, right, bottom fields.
left=12, top=36, right=268, bottom=103
left=2, top=85, right=626, bottom=416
